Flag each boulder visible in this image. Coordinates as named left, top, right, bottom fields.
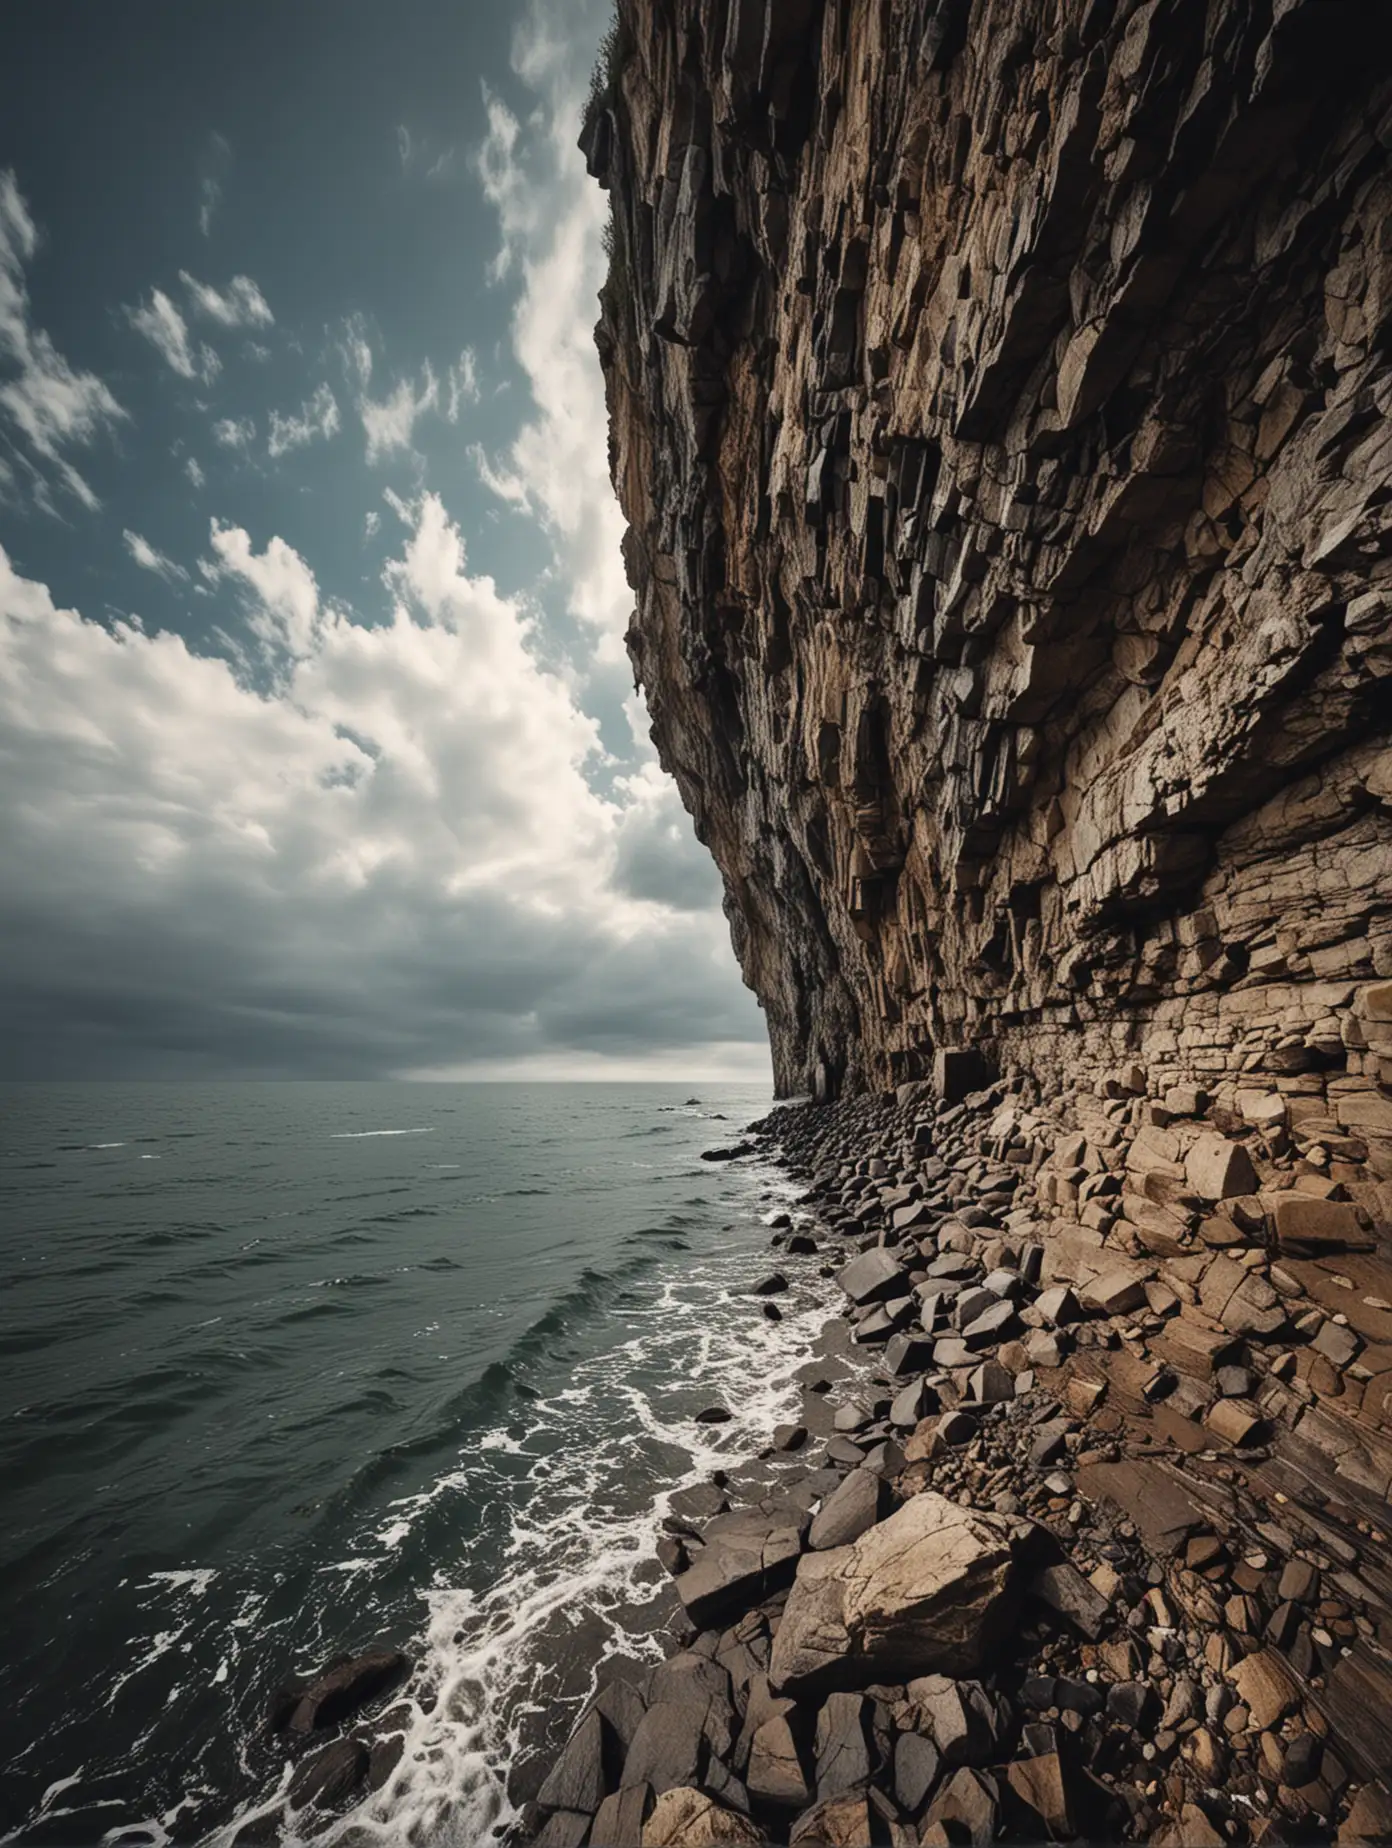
left=1229, top=1649, right=1300, bottom=1729
left=813, top=1693, right=871, bottom=1798
left=1027, top=1560, right=1110, bottom=1639
left=789, top=1790, right=873, bottom=1846
left=287, top=1738, right=368, bottom=1811
left=641, top=1787, right=763, bottom=1847
left=746, top=1712, right=812, bottom=1809
left=893, top=1731, right=941, bottom=1814
left=288, top=1648, right=410, bottom=1734
left=1004, top=1753, right=1074, bottom=1840
left=1185, top=1135, right=1258, bottom=1202
left=537, top=1709, right=612, bottom=1814
left=910, top=1676, right=997, bottom=1766
left=592, top=1784, right=654, bottom=1846
left=768, top=1492, right=1024, bottom=1696
left=1081, top=1269, right=1149, bottom=1317
left=533, top=1812, right=591, bottom=1848
left=836, top=1249, right=908, bottom=1306
left=674, top=1508, right=805, bottom=1627
left=623, top=1702, right=711, bottom=1793
left=807, top=1470, right=892, bottom=1552
left=924, top=1767, right=999, bottom=1848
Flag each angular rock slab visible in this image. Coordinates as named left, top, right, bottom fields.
left=641, top=1787, right=763, bottom=1846
left=673, top=1507, right=805, bottom=1628
left=768, top=1491, right=1024, bottom=1696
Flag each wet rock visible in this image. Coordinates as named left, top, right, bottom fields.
left=753, top=1273, right=789, bottom=1296
left=674, top=1508, right=806, bottom=1628
left=287, top=1738, right=368, bottom=1811
left=1284, top=1733, right=1324, bottom=1785
left=288, top=1648, right=409, bottom=1735
left=769, top=1492, right=1023, bottom=1695
left=537, top=1709, right=612, bottom=1814
left=533, top=1810, right=592, bottom=1848
left=695, top=1405, right=734, bottom=1424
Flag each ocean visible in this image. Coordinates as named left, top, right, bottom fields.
left=0, top=1081, right=837, bottom=1847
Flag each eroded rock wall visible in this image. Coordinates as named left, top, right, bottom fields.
left=586, top=0, right=1392, bottom=1160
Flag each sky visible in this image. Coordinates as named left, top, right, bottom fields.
left=0, top=0, right=771, bottom=1083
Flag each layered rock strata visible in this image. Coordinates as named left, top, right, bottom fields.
left=584, top=0, right=1392, bottom=1125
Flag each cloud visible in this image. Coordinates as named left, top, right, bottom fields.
left=123, top=528, right=190, bottom=584
left=0, top=501, right=765, bottom=1078
left=128, top=288, right=220, bottom=383
left=364, top=509, right=380, bottom=540
left=267, top=382, right=340, bottom=457
left=198, top=132, right=231, bottom=237
left=179, top=271, right=273, bottom=328
left=185, top=455, right=205, bottom=488
left=212, top=415, right=255, bottom=449
left=397, top=126, right=457, bottom=180
left=354, top=344, right=480, bottom=460
left=445, top=349, right=480, bottom=420
left=338, top=314, right=374, bottom=388
left=360, top=364, right=440, bottom=462
left=0, top=168, right=125, bottom=511
left=472, top=16, right=631, bottom=648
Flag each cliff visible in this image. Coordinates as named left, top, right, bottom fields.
left=584, top=0, right=1392, bottom=1156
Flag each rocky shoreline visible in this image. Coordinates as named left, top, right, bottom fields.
left=521, top=1066, right=1392, bottom=1848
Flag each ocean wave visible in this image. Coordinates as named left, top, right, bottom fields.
left=328, top=1129, right=436, bottom=1140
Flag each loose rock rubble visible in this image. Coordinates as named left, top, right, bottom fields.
left=524, top=1078, right=1392, bottom=1844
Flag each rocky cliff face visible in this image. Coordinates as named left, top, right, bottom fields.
left=584, top=0, right=1392, bottom=1164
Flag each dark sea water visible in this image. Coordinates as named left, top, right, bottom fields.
left=0, top=1082, right=833, bottom=1848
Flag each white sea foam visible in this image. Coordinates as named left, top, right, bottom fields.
left=328, top=1129, right=436, bottom=1139
left=236, top=1160, right=862, bottom=1848
left=88, top=1142, right=126, bottom=1149
left=145, top=1570, right=217, bottom=1597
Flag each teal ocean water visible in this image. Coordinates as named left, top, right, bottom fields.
left=0, top=1082, right=826, bottom=1847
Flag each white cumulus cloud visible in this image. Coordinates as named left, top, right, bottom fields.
left=473, top=13, right=631, bottom=650
left=0, top=169, right=125, bottom=511
left=0, top=499, right=763, bottom=1078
